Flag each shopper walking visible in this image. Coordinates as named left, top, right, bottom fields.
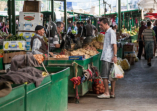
left=141, top=21, right=156, bottom=66
left=137, top=21, right=147, bottom=60
left=153, top=20, right=157, bottom=56
left=97, top=18, right=117, bottom=99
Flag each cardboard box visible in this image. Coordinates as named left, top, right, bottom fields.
left=124, top=51, right=135, bottom=57
left=3, top=41, right=26, bottom=51
left=3, top=51, right=26, bottom=63
left=125, top=57, right=135, bottom=65
left=23, top=1, right=41, bottom=12
left=123, top=45, right=134, bottom=52
left=18, top=22, right=43, bottom=31
left=19, top=12, right=43, bottom=23
left=25, top=41, right=31, bottom=51
left=18, top=32, right=35, bottom=41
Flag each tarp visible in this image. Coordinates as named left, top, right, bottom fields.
left=138, top=0, right=157, bottom=10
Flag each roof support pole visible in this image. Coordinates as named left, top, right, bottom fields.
left=51, top=0, right=54, bottom=21
left=8, top=0, right=12, bottom=34
left=64, top=0, right=67, bottom=31
left=12, top=0, right=16, bottom=35
left=118, top=0, right=121, bottom=31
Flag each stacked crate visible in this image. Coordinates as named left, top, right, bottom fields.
left=123, top=43, right=136, bottom=65
left=18, top=1, right=43, bottom=51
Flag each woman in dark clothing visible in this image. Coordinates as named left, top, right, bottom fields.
left=137, top=21, right=147, bottom=60
left=153, top=20, right=157, bottom=56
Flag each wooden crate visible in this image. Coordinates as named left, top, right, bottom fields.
left=23, top=1, right=41, bottom=12
left=3, top=51, right=26, bottom=63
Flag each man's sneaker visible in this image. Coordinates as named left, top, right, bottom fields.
left=97, top=94, right=110, bottom=99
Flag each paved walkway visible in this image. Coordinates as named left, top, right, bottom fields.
left=68, top=58, right=157, bottom=111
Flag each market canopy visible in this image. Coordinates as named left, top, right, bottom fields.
left=138, top=0, right=157, bottom=11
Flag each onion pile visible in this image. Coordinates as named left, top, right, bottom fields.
left=92, top=79, right=105, bottom=94
left=33, top=54, right=44, bottom=64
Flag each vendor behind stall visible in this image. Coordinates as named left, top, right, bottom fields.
left=31, top=25, right=49, bottom=55
left=51, top=21, right=64, bottom=53
left=84, top=20, right=97, bottom=45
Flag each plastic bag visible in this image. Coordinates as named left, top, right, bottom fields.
left=120, top=59, right=130, bottom=70
left=111, top=64, right=124, bottom=79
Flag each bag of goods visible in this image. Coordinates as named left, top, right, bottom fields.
left=33, top=54, right=44, bottom=64
left=110, top=64, right=124, bottom=79
left=117, top=58, right=122, bottom=65
left=92, top=78, right=105, bottom=94
left=135, top=56, right=139, bottom=62
left=120, top=59, right=130, bottom=70
left=96, top=34, right=105, bottom=42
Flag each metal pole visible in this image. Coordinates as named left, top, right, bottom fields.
left=118, top=0, right=121, bottom=31
left=99, top=0, right=100, bottom=16
left=8, top=0, right=12, bottom=34
left=73, top=12, right=74, bottom=22
left=64, top=0, right=67, bottom=32
left=12, top=0, right=16, bottom=35
left=123, top=12, right=124, bottom=26
left=127, top=0, right=128, bottom=11
left=51, top=0, right=54, bottom=21
left=80, top=14, right=81, bottom=21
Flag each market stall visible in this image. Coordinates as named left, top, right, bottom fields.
left=0, top=67, right=70, bottom=111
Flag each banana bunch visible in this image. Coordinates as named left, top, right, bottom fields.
left=96, top=34, right=104, bottom=42
left=42, top=72, right=48, bottom=77
left=120, top=59, right=130, bottom=70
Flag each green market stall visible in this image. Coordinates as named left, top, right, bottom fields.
left=0, top=67, right=70, bottom=111
left=44, top=53, right=100, bottom=97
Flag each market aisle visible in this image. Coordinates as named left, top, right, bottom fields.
left=68, top=58, right=157, bottom=111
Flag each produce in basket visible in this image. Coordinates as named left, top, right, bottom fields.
left=33, top=54, right=44, bottom=64
left=53, top=55, right=69, bottom=58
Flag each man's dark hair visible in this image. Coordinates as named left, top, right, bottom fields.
left=77, top=22, right=80, bottom=25
left=99, top=17, right=109, bottom=25
left=147, top=21, right=151, bottom=27
left=80, top=22, right=84, bottom=24
left=56, top=21, right=64, bottom=28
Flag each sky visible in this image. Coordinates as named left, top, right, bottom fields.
left=64, top=0, right=139, bottom=11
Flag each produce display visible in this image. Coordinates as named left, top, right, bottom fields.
left=0, top=31, right=8, bottom=45
left=121, top=27, right=138, bottom=37
left=5, top=35, right=26, bottom=41
left=57, top=46, right=99, bottom=59
left=71, top=46, right=99, bottom=59
left=0, top=49, right=4, bottom=55
left=0, top=54, right=3, bottom=57
left=89, top=40, right=103, bottom=49
left=53, top=55, right=69, bottom=59
left=33, top=54, right=44, bottom=64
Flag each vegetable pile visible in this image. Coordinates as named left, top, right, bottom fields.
left=33, top=54, right=44, bottom=64
left=5, top=35, right=26, bottom=41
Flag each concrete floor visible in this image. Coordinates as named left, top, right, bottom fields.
left=68, top=58, right=157, bottom=111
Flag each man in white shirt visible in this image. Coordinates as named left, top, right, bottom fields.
left=97, top=18, right=117, bottom=99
